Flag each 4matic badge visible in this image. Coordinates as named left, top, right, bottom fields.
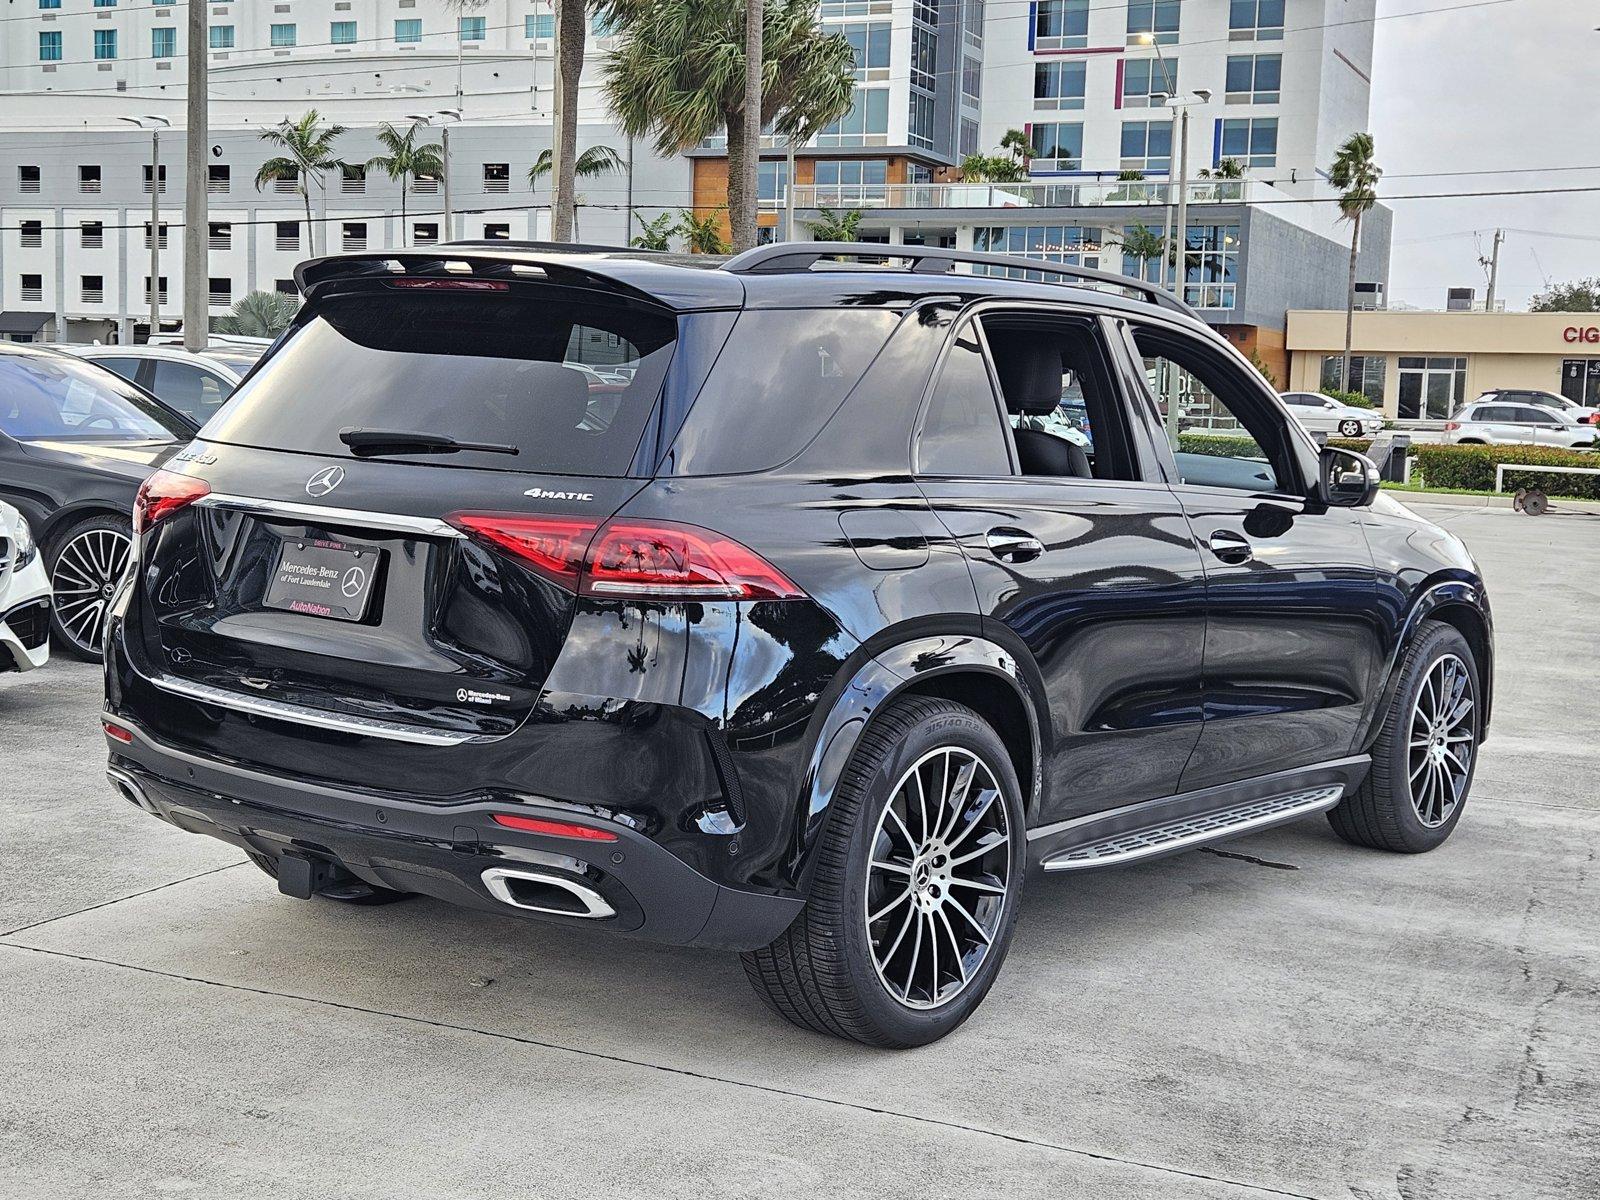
left=523, top=485, right=594, bottom=502
left=456, top=686, right=512, bottom=706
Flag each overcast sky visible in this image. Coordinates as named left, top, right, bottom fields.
left=1371, top=0, right=1600, bottom=311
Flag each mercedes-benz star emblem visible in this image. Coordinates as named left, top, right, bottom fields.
left=340, top=566, right=366, bottom=598
left=305, top=466, right=345, bottom=497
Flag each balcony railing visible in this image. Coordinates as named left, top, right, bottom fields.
left=786, top=179, right=1252, bottom=212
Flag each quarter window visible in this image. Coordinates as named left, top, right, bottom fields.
left=918, top=325, right=1011, bottom=477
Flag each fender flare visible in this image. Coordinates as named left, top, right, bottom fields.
left=786, top=631, right=1045, bottom=893
left=1360, top=575, right=1494, bottom=748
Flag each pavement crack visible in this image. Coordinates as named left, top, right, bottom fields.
left=0, top=860, right=248, bottom=939
left=0, top=941, right=1326, bottom=1200
left=1200, top=847, right=1300, bottom=871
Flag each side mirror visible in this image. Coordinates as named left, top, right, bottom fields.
left=1319, top=446, right=1380, bottom=508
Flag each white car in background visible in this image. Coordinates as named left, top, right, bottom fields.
left=1443, top=398, right=1599, bottom=448
left=1468, top=388, right=1599, bottom=427
left=1, top=500, right=50, bottom=673
left=55, top=344, right=245, bottom=429
left=1279, top=391, right=1384, bottom=438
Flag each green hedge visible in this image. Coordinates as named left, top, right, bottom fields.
left=1178, top=433, right=1376, bottom=458
left=1321, top=388, right=1377, bottom=410
left=1413, top=444, right=1600, bottom=499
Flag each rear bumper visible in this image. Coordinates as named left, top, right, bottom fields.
left=102, top=714, right=803, bottom=951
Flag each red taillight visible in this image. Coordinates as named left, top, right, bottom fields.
left=448, top=513, right=804, bottom=601
left=388, top=278, right=509, bottom=292
left=133, top=469, right=210, bottom=534
left=491, top=812, right=618, bottom=842
left=449, top=513, right=599, bottom=588
left=1444, top=422, right=1460, bottom=432
left=102, top=720, right=133, bottom=744
left=583, top=520, right=803, bottom=600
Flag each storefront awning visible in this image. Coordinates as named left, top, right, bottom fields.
left=0, top=311, right=51, bottom=335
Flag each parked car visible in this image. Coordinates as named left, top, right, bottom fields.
left=1280, top=391, right=1384, bottom=438
left=1443, top=398, right=1599, bottom=448
left=0, top=345, right=190, bottom=659
left=1468, top=388, right=1598, bottom=426
left=1, top=499, right=51, bottom=672
left=102, top=242, right=1494, bottom=1047
left=56, top=344, right=244, bottom=427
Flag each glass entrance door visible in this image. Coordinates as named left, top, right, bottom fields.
left=1396, top=356, right=1468, bottom=419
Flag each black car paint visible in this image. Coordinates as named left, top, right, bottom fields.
left=101, top=247, right=1494, bottom=950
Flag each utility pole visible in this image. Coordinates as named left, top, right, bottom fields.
left=625, top=133, right=635, bottom=246
left=118, top=115, right=169, bottom=340
left=442, top=124, right=454, bottom=240
left=183, top=0, right=208, bottom=351
left=1484, top=228, right=1505, bottom=312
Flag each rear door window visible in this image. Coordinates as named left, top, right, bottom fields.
left=201, top=288, right=678, bottom=475
left=150, top=360, right=232, bottom=424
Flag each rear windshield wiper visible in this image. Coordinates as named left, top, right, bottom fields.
left=338, top=427, right=519, bottom=458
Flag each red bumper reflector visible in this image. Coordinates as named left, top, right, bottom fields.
left=102, top=720, right=134, bottom=744
left=491, top=812, right=618, bottom=842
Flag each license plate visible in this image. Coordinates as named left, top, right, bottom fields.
left=263, top=536, right=381, bottom=622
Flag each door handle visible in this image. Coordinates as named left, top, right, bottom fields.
left=1207, top=531, right=1254, bottom=564
left=986, top=527, right=1044, bottom=564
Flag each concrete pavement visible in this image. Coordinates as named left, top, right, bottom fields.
left=2, top=503, right=1596, bottom=1199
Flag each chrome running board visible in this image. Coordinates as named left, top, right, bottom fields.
left=1041, top=785, right=1344, bottom=872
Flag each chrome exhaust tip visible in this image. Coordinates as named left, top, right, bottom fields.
left=481, top=867, right=616, bottom=919
left=107, top=766, right=157, bottom=814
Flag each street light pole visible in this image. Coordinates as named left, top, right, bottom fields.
left=118, top=115, right=169, bottom=341
left=409, top=109, right=461, bottom=242
left=184, top=0, right=208, bottom=351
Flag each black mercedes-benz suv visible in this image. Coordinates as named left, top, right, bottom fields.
left=104, top=242, right=1493, bottom=1047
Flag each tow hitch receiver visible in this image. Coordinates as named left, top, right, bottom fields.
left=276, top=851, right=341, bottom=900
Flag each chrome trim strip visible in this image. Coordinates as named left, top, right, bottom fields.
left=195, top=493, right=463, bottom=539
left=145, top=671, right=479, bottom=746
left=1041, top=785, right=1344, bottom=872
left=481, top=867, right=616, bottom=919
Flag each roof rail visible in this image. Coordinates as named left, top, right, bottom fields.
left=722, top=242, right=1202, bottom=320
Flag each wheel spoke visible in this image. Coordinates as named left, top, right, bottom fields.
left=885, top=805, right=916, bottom=852
left=878, top=904, right=916, bottom=973
left=870, top=858, right=912, bottom=876
left=949, top=875, right=1005, bottom=896
left=945, top=893, right=993, bottom=946
left=935, top=907, right=966, bottom=984
left=926, top=910, right=940, bottom=1002
left=946, top=788, right=999, bottom=852
left=902, top=912, right=925, bottom=1002
left=869, top=888, right=912, bottom=924
left=948, top=832, right=1004, bottom=868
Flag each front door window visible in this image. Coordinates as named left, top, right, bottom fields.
left=1396, top=356, right=1467, bottom=419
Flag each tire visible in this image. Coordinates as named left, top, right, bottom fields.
left=47, top=512, right=132, bottom=662
left=244, top=851, right=413, bottom=905
left=1328, top=621, right=1481, bottom=853
left=1338, top=419, right=1363, bottom=437
left=1456, top=438, right=1485, bottom=445
left=741, top=696, right=1026, bottom=1047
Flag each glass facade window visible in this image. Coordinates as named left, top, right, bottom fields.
left=1122, top=57, right=1176, bottom=106
left=841, top=22, right=890, bottom=78
left=973, top=226, right=1103, bottom=278
left=93, top=29, right=117, bottom=59
left=817, top=88, right=889, bottom=146
left=39, top=0, right=61, bottom=9
left=151, top=27, right=176, bottom=58
left=210, top=25, right=234, bottom=49
left=1319, top=356, right=1387, bottom=405
left=1561, top=359, right=1600, bottom=407
left=1029, top=122, right=1084, bottom=171
left=331, top=21, right=358, bottom=45
left=92, top=0, right=116, bottom=7
left=1127, top=0, right=1181, bottom=46
left=1034, top=0, right=1089, bottom=51
left=813, top=159, right=888, bottom=203
left=395, top=19, right=422, bottom=43
left=1220, top=118, right=1278, bottom=167
left=1225, top=54, right=1282, bottom=104
left=525, top=14, right=554, bottom=38
left=39, top=31, right=62, bottom=61
left=270, top=23, right=296, bottom=48
left=909, top=91, right=935, bottom=149
left=1230, top=0, right=1285, bottom=41
left=962, top=56, right=982, bottom=104
left=459, top=16, right=486, bottom=41
left=1120, top=120, right=1173, bottom=173
left=1034, top=60, right=1086, bottom=110
left=757, top=159, right=790, bottom=204
left=1177, top=223, right=1240, bottom=310
left=910, top=24, right=936, bottom=93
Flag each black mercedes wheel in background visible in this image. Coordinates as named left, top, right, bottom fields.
left=48, top=513, right=132, bottom=661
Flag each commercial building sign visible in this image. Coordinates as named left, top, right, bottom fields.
left=1563, top=326, right=1600, bottom=344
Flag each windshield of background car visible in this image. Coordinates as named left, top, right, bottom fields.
left=0, top=354, right=189, bottom=442
left=200, top=288, right=678, bottom=475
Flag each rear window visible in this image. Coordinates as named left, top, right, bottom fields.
left=201, top=289, right=677, bottom=475
left=0, top=353, right=188, bottom=442
left=667, top=309, right=902, bottom=474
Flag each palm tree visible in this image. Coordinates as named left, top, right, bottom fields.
left=528, top=144, right=624, bottom=189
left=255, top=111, right=346, bottom=257
left=365, top=123, right=444, bottom=247
left=549, top=0, right=596, bottom=242
left=1118, top=223, right=1166, bottom=281
left=603, top=0, right=855, bottom=253
left=632, top=212, right=677, bottom=251
left=214, top=290, right=299, bottom=338
left=1330, top=132, right=1382, bottom=393
left=678, top=209, right=731, bottom=254
left=734, top=0, right=764, bottom=251
left=803, top=206, right=862, bottom=242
